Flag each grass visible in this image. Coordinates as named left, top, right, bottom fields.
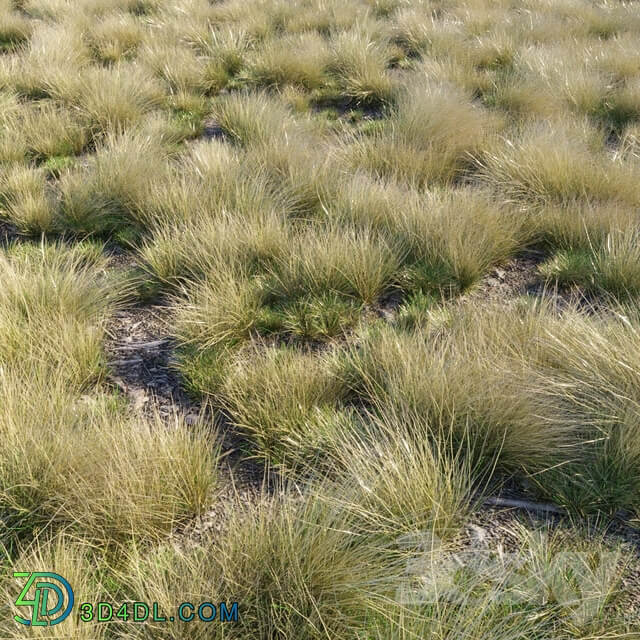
left=327, top=27, right=395, bottom=107
left=211, top=90, right=294, bottom=147
left=477, top=119, right=640, bottom=210
left=0, top=376, right=219, bottom=550
left=70, top=63, right=166, bottom=137
left=345, top=78, right=502, bottom=185
left=327, top=179, right=525, bottom=294
left=86, top=10, right=143, bottom=63
left=278, top=292, right=363, bottom=340
left=2, top=1, right=640, bottom=637
left=17, top=100, right=88, bottom=160
left=117, top=488, right=404, bottom=639
left=58, top=128, right=168, bottom=235
left=140, top=207, right=289, bottom=289
left=220, top=345, right=347, bottom=465
left=541, top=231, right=640, bottom=301
left=0, top=243, right=114, bottom=382
left=245, top=31, right=330, bottom=90
left=0, top=4, right=31, bottom=52
left=0, top=165, right=56, bottom=234
left=0, top=537, right=109, bottom=639
left=0, top=245, right=219, bottom=552
left=266, top=224, right=403, bottom=304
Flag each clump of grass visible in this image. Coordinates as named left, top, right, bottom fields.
left=539, top=248, right=594, bottom=290
left=328, top=180, right=524, bottom=295
left=595, top=231, right=640, bottom=299
left=0, top=93, right=27, bottom=162
left=173, top=271, right=266, bottom=352
left=0, top=94, right=86, bottom=165
left=541, top=231, right=640, bottom=300
left=2, top=21, right=91, bottom=99
left=0, top=242, right=116, bottom=383
left=0, top=165, right=56, bottom=234
left=174, top=342, right=237, bottom=401
left=395, top=290, right=439, bottom=330
left=324, top=171, right=404, bottom=228
left=161, top=90, right=209, bottom=140
left=394, top=187, right=525, bottom=294
left=140, top=208, right=289, bottom=289
left=278, top=292, right=362, bottom=341
left=346, top=79, right=501, bottom=185
left=478, top=120, right=640, bottom=209
left=68, top=63, right=166, bottom=137
left=322, top=405, right=475, bottom=540
left=220, top=345, right=347, bottom=465
left=327, top=27, right=394, bottom=106
left=284, top=0, right=362, bottom=35
left=0, top=372, right=219, bottom=548
left=268, top=224, right=404, bottom=305
left=58, top=128, right=168, bottom=235
left=518, top=307, right=640, bottom=515
left=517, top=43, right=608, bottom=117
left=243, top=127, right=336, bottom=217
left=602, top=78, right=640, bottom=131
left=211, top=90, right=292, bottom=146
left=136, top=140, right=239, bottom=226
left=388, top=7, right=436, bottom=57
left=617, top=122, right=640, bottom=162
left=533, top=201, right=637, bottom=251
left=139, top=39, right=213, bottom=94
left=190, top=25, right=248, bottom=88
left=0, top=4, right=32, bottom=52
left=87, top=10, right=143, bottom=63
left=344, top=296, right=640, bottom=516
left=0, top=536, right=108, bottom=639
left=245, top=31, right=330, bottom=90
left=117, top=487, right=403, bottom=639
left=19, top=100, right=87, bottom=159
left=469, top=30, right=516, bottom=72
left=339, top=304, right=576, bottom=475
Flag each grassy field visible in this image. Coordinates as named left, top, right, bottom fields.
left=2, top=0, right=640, bottom=637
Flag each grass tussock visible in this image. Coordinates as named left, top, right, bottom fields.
left=220, top=345, right=347, bottom=465
left=0, top=5, right=31, bottom=52
left=0, top=243, right=114, bottom=382
left=58, top=128, right=168, bottom=235
left=115, top=487, right=630, bottom=639
left=211, top=90, right=292, bottom=147
left=541, top=230, right=640, bottom=301
left=0, top=375, right=219, bottom=549
left=478, top=120, right=640, bottom=210
left=345, top=79, right=502, bottom=185
left=141, top=208, right=289, bottom=290
left=117, top=490, right=401, bottom=639
left=329, top=177, right=525, bottom=294
left=267, top=224, right=404, bottom=304
left=327, top=27, right=395, bottom=107
left=70, top=63, right=166, bottom=137
left=0, top=244, right=219, bottom=551
left=0, top=165, right=56, bottom=234
left=87, top=10, right=143, bottom=63
left=245, top=31, right=330, bottom=90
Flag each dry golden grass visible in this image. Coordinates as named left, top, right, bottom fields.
left=2, top=2, right=640, bottom=637
left=345, top=78, right=502, bottom=185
